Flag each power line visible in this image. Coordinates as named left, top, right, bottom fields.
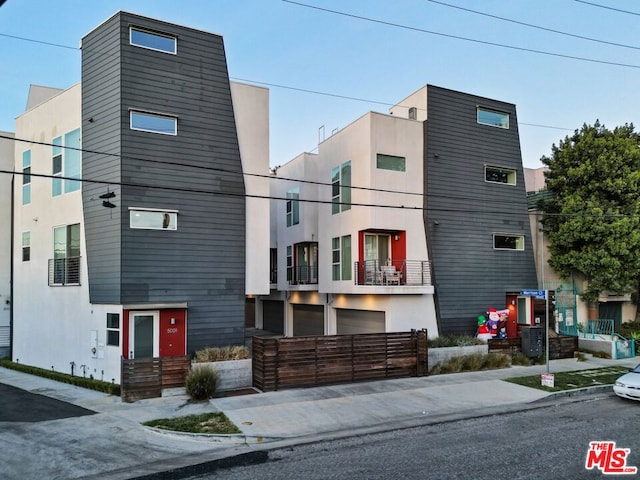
left=4, top=167, right=635, bottom=219
left=427, top=0, right=640, bottom=51
left=574, top=0, right=640, bottom=17
left=0, top=32, right=78, bottom=50
left=281, top=0, right=640, bottom=70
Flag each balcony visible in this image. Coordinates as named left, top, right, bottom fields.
left=48, top=257, right=81, bottom=286
left=288, top=265, right=318, bottom=286
left=354, top=260, right=431, bottom=286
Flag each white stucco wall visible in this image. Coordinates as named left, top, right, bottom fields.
left=0, top=132, right=13, bottom=354
left=230, top=81, right=270, bottom=296
left=12, top=84, right=121, bottom=382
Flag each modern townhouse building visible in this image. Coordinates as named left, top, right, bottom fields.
left=0, top=132, right=13, bottom=357
left=257, top=85, right=538, bottom=338
left=11, top=12, right=270, bottom=382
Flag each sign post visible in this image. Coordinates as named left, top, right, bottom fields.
left=520, top=289, right=550, bottom=374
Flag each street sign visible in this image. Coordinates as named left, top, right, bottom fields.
left=520, top=289, right=546, bottom=298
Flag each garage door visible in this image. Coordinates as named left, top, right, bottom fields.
left=292, top=304, right=324, bottom=336
left=336, top=309, right=385, bottom=334
left=263, top=300, right=284, bottom=334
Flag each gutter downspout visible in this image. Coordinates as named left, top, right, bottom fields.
left=9, top=175, right=14, bottom=359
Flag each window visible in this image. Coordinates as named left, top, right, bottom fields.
left=270, top=248, right=278, bottom=284
left=22, top=150, right=31, bottom=205
left=408, top=107, right=417, bottom=120
left=106, top=313, right=120, bottom=346
left=22, top=231, right=30, bottom=262
left=130, top=26, right=177, bottom=54
left=485, top=165, right=516, bottom=185
left=477, top=107, right=509, bottom=129
left=331, top=161, right=351, bottom=214
left=130, top=110, right=177, bottom=135
left=493, top=233, right=524, bottom=251
left=332, top=235, right=352, bottom=281
left=376, top=154, right=406, bottom=172
left=50, top=223, right=81, bottom=285
left=52, top=129, right=81, bottom=196
left=286, top=187, right=300, bottom=227
left=130, top=208, right=177, bottom=230
left=286, top=245, right=293, bottom=283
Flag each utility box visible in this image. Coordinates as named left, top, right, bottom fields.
left=521, top=327, right=543, bottom=358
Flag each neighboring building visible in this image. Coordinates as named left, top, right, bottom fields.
left=0, top=131, right=13, bottom=357
left=257, top=85, right=538, bottom=338
left=11, top=12, right=269, bottom=382
left=525, top=167, right=637, bottom=331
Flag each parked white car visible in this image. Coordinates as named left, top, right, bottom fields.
left=613, top=364, right=640, bottom=401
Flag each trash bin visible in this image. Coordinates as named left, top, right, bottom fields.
left=521, top=326, right=543, bottom=358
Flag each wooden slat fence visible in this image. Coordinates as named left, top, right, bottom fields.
left=253, top=331, right=428, bottom=392
left=488, top=335, right=578, bottom=360
left=121, top=355, right=190, bottom=402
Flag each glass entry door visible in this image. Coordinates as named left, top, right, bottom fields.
left=129, top=312, right=159, bottom=358
left=364, top=234, right=390, bottom=266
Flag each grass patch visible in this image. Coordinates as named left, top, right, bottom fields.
left=429, top=353, right=511, bottom=374
left=504, top=366, right=630, bottom=392
left=143, top=412, right=241, bottom=434
left=0, top=358, right=120, bottom=396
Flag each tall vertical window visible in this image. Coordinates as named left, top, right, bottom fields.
left=332, top=235, right=352, bottom=281
left=52, top=136, right=63, bottom=196
left=22, top=150, right=31, bottom=205
left=50, top=223, right=81, bottom=285
left=331, top=161, right=351, bottom=214
left=286, top=245, right=293, bottom=283
left=52, top=129, right=81, bottom=196
left=22, top=231, right=31, bottom=262
left=106, top=313, right=120, bottom=346
left=286, top=187, right=300, bottom=227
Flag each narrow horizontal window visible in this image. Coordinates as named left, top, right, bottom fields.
left=376, top=154, right=406, bottom=172
left=130, top=27, right=176, bottom=54
left=130, top=111, right=177, bottom=135
left=477, top=107, right=509, bottom=129
left=130, top=208, right=178, bottom=230
left=493, top=234, right=524, bottom=251
left=485, top=165, right=516, bottom=185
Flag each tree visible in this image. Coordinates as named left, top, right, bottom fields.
left=541, top=121, right=640, bottom=305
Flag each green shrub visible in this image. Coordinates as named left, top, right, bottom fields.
left=0, top=358, right=120, bottom=395
left=510, top=351, right=533, bottom=366
left=427, top=335, right=484, bottom=348
left=429, top=352, right=510, bottom=375
left=193, top=345, right=250, bottom=363
left=185, top=366, right=219, bottom=400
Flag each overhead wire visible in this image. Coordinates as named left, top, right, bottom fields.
left=281, top=0, right=640, bottom=70
left=426, top=0, right=640, bottom=51
left=574, top=0, right=640, bottom=17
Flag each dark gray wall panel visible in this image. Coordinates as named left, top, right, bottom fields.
left=82, top=12, right=246, bottom=351
left=424, top=86, right=538, bottom=336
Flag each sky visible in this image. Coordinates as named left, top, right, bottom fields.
left=1, top=0, right=640, bottom=169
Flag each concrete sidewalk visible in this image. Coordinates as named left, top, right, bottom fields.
left=1, top=355, right=637, bottom=480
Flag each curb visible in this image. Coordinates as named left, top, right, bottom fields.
left=145, top=425, right=286, bottom=445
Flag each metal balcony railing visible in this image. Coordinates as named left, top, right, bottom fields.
left=354, top=259, right=431, bottom=286
left=48, top=257, right=81, bottom=286
left=288, top=265, right=318, bottom=285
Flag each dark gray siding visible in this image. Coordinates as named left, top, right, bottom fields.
left=424, top=86, right=537, bottom=335
left=82, top=12, right=246, bottom=350
left=81, top=14, right=123, bottom=302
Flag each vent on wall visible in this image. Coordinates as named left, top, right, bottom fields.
left=408, top=107, right=417, bottom=120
